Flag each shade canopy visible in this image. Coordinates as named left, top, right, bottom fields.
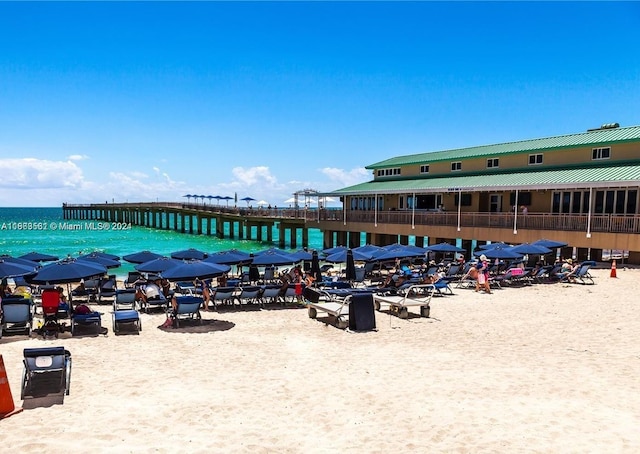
left=474, top=246, right=523, bottom=260
left=27, top=258, right=107, bottom=284
left=205, top=250, right=252, bottom=265
left=532, top=239, right=568, bottom=249
left=325, top=249, right=373, bottom=263
left=170, top=248, right=207, bottom=260
left=122, top=251, right=165, bottom=264
left=250, top=251, right=297, bottom=267
left=0, top=259, right=37, bottom=279
left=77, top=253, right=121, bottom=269
left=161, top=261, right=231, bottom=281
left=135, top=257, right=183, bottom=273
left=511, top=243, right=552, bottom=255
left=425, top=242, right=466, bottom=253
left=18, top=251, right=59, bottom=262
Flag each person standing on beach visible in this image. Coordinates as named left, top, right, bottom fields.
left=475, top=254, right=492, bottom=294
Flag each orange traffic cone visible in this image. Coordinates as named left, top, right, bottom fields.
left=0, top=355, right=23, bottom=419
left=610, top=260, right=617, bottom=278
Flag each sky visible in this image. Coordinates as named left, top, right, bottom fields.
left=0, top=1, right=639, bottom=207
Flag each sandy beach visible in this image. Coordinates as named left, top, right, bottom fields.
left=2, top=267, right=639, bottom=453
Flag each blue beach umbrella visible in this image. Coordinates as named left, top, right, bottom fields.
left=532, top=239, right=568, bottom=249
left=325, top=249, right=373, bottom=263
left=0, top=259, right=37, bottom=279
left=161, top=261, right=231, bottom=281
left=205, top=249, right=252, bottom=265
left=171, top=248, right=207, bottom=260
left=123, top=250, right=165, bottom=264
left=474, top=246, right=522, bottom=260
left=511, top=243, right=552, bottom=255
left=135, top=257, right=182, bottom=274
left=322, top=245, right=347, bottom=255
left=425, top=242, right=466, bottom=253
left=353, top=244, right=384, bottom=256
left=250, top=251, right=297, bottom=267
left=291, top=249, right=313, bottom=261
left=78, top=251, right=121, bottom=261
left=18, top=251, right=59, bottom=262
left=0, top=255, right=40, bottom=268
left=27, top=258, right=107, bottom=284
left=77, top=252, right=121, bottom=269
left=240, top=196, right=256, bottom=206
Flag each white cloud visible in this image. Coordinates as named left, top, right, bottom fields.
left=319, top=167, right=370, bottom=188
left=67, top=154, right=89, bottom=161
left=0, top=158, right=84, bottom=189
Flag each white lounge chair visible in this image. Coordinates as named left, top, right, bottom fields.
left=372, top=284, right=435, bottom=319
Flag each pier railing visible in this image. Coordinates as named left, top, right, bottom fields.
left=62, top=203, right=640, bottom=234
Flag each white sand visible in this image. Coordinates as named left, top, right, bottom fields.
left=2, top=268, right=639, bottom=453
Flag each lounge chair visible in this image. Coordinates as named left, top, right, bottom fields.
left=71, top=278, right=100, bottom=302
left=112, top=289, right=141, bottom=335
left=211, top=286, right=238, bottom=309
left=1, top=295, right=35, bottom=338
left=140, top=292, right=169, bottom=314
left=21, top=346, right=72, bottom=407
left=373, top=284, right=435, bottom=318
left=124, top=271, right=143, bottom=288
left=565, top=263, right=595, bottom=285
left=260, top=284, right=282, bottom=306
left=70, top=305, right=103, bottom=337
left=305, top=287, right=376, bottom=331
left=235, top=285, right=263, bottom=307
left=169, top=296, right=203, bottom=328
left=97, top=276, right=118, bottom=303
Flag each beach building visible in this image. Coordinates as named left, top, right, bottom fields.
left=322, top=123, right=640, bottom=263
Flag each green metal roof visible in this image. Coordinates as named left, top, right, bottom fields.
left=367, top=124, right=640, bottom=169
left=331, top=163, right=640, bottom=195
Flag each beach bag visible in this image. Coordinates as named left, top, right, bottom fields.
left=75, top=304, right=91, bottom=315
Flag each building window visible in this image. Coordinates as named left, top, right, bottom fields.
left=379, top=167, right=401, bottom=177
left=420, top=165, right=429, bottom=174
left=592, top=147, right=611, bottom=160
left=451, top=161, right=462, bottom=171
left=528, top=154, right=543, bottom=165
left=487, top=158, right=499, bottom=169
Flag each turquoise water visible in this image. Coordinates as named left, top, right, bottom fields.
left=0, top=207, right=324, bottom=278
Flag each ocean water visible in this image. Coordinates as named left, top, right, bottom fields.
left=0, top=207, right=324, bottom=278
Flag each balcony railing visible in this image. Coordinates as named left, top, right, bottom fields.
left=315, top=210, right=640, bottom=235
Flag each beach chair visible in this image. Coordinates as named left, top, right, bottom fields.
left=373, top=284, right=435, bottom=319
left=305, top=287, right=376, bottom=331
left=235, top=285, right=263, bottom=307
left=567, top=263, right=595, bottom=285
left=124, top=271, right=143, bottom=288
left=211, top=286, right=238, bottom=309
left=98, top=276, right=118, bottom=303
left=175, top=281, right=198, bottom=295
left=112, top=289, right=141, bottom=335
left=0, top=295, right=35, bottom=338
left=140, top=292, right=169, bottom=314
left=169, top=295, right=203, bottom=328
left=260, top=285, right=282, bottom=306
left=21, top=346, right=72, bottom=407
left=70, top=304, right=103, bottom=337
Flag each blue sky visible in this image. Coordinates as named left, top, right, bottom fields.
left=0, top=2, right=639, bottom=207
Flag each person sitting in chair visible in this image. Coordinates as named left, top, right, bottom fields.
left=136, top=279, right=163, bottom=304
